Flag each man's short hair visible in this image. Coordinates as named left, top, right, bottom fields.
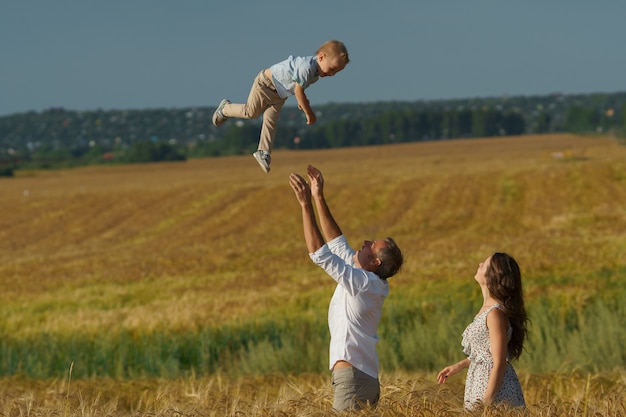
left=375, top=237, right=403, bottom=279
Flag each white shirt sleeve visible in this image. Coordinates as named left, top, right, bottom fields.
left=309, top=235, right=372, bottom=296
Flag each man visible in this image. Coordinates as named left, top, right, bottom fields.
left=289, top=165, right=403, bottom=411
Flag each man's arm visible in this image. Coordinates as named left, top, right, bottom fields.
left=307, top=165, right=342, bottom=241
left=294, top=84, right=317, bottom=125
left=289, top=172, right=324, bottom=253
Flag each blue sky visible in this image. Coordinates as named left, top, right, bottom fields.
left=1, top=1, right=624, bottom=117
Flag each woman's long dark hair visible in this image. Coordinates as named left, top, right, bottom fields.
left=486, top=252, right=529, bottom=360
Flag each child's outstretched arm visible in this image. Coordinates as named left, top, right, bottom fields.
left=294, top=84, right=316, bottom=125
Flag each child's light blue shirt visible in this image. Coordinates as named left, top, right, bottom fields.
left=270, top=55, right=320, bottom=99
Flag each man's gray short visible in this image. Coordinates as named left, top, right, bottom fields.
left=332, top=366, right=380, bottom=411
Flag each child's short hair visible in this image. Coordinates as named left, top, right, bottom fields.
left=317, top=40, right=350, bottom=65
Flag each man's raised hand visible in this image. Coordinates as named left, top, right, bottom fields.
left=307, top=165, right=324, bottom=198
left=289, top=173, right=312, bottom=206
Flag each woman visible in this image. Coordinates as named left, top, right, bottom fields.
left=437, top=253, right=528, bottom=410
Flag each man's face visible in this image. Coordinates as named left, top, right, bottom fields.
left=356, top=239, right=387, bottom=271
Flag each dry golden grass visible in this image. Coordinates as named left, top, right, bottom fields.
left=1, top=371, right=625, bottom=416
left=1, top=134, right=625, bottom=335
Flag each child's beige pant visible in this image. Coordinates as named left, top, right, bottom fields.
left=221, top=70, right=287, bottom=153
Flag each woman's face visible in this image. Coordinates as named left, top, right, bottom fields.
left=474, top=255, right=492, bottom=285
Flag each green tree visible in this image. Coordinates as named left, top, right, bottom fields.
left=30, top=144, right=74, bottom=168
left=564, top=105, right=599, bottom=133
left=502, top=110, right=525, bottom=135
left=123, top=141, right=186, bottom=163
left=533, top=112, right=551, bottom=134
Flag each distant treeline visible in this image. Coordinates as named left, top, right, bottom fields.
left=0, top=91, right=625, bottom=175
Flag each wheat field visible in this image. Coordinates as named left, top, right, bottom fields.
left=2, top=134, right=625, bottom=334
left=1, top=134, right=626, bottom=415
left=1, top=370, right=626, bottom=416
